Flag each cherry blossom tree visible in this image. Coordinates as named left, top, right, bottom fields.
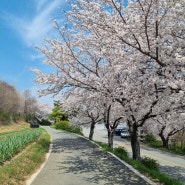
left=146, top=90, right=185, bottom=148
left=32, top=17, right=126, bottom=147
left=35, top=102, right=53, bottom=123
left=62, top=89, right=104, bottom=140
left=68, top=0, right=185, bottom=160
left=62, top=88, right=124, bottom=147
left=32, top=0, right=185, bottom=160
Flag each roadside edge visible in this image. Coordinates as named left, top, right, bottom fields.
left=26, top=136, right=53, bottom=185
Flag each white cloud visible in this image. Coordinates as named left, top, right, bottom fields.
left=2, top=0, right=63, bottom=47
left=35, top=0, right=48, bottom=11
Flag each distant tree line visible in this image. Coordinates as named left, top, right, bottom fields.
left=0, top=80, right=38, bottom=124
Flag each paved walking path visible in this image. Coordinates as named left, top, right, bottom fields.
left=28, top=126, right=156, bottom=185
left=83, top=125, right=185, bottom=183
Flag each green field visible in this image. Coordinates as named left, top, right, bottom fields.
left=0, top=123, right=50, bottom=185
left=0, top=129, right=42, bottom=164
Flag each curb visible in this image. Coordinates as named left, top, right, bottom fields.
left=107, top=152, right=157, bottom=185
left=74, top=132, right=157, bottom=185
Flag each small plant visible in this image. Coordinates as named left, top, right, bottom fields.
left=144, top=134, right=157, bottom=143
left=94, top=141, right=113, bottom=152
left=114, top=147, right=128, bottom=158
left=141, top=157, right=159, bottom=171
left=0, top=112, right=11, bottom=123
left=69, top=125, right=83, bottom=135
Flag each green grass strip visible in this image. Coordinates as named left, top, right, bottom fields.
left=0, top=129, right=50, bottom=185
left=95, top=141, right=184, bottom=185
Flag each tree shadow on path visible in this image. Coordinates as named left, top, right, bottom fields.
left=51, top=133, right=151, bottom=185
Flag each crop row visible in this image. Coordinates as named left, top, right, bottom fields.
left=0, top=130, right=27, bottom=141
left=0, top=129, right=42, bottom=163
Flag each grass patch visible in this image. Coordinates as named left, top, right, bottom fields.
left=0, top=129, right=50, bottom=185
left=95, top=141, right=184, bottom=185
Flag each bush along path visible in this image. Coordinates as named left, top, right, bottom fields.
left=95, top=142, right=184, bottom=185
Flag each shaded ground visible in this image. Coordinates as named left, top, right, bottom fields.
left=83, top=124, right=185, bottom=184
left=29, top=127, right=155, bottom=185
left=160, top=166, right=185, bottom=183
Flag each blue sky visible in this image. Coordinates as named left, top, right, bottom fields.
left=0, top=0, right=67, bottom=105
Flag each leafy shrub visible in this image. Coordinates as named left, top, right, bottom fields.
left=144, top=134, right=157, bottom=143
left=114, top=147, right=128, bottom=157
left=0, top=112, right=11, bottom=122
left=141, top=157, right=159, bottom=171
left=55, top=121, right=70, bottom=130
left=69, top=125, right=83, bottom=135
left=55, top=121, right=83, bottom=135
left=25, top=114, right=35, bottom=122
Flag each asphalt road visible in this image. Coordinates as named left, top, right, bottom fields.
left=82, top=124, right=185, bottom=184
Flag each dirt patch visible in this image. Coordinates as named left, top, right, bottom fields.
left=0, top=120, right=28, bottom=132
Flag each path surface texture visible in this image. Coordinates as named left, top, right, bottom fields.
left=29, top=126, right=155, bottom=185
left=83, top=124, right=185, bottom=183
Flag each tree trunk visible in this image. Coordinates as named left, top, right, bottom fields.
left=130, top=127, right=141, bottom=161
left=159, top=132, right=169, bottom=148
left=108, top=130, right=114, bottom=148
left=89, top=122, right=95, bottom=140
left=162, top=138, right=169, bottom=148
left=180, top=130, right=185, bottom=150
left=159, top=126, right=169, bottom=148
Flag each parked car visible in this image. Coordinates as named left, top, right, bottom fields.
left=115, top=123, right=127, bottom=136
left=30, top=122, right=39, bottom=128
left=114, top=122, right=128, bottom=136
left=115, top=126, right=124, bottom=136
left=120, top=130, right=130, bottom=138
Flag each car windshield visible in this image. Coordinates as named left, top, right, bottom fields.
left=122, top=131, right=128, bottom=133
